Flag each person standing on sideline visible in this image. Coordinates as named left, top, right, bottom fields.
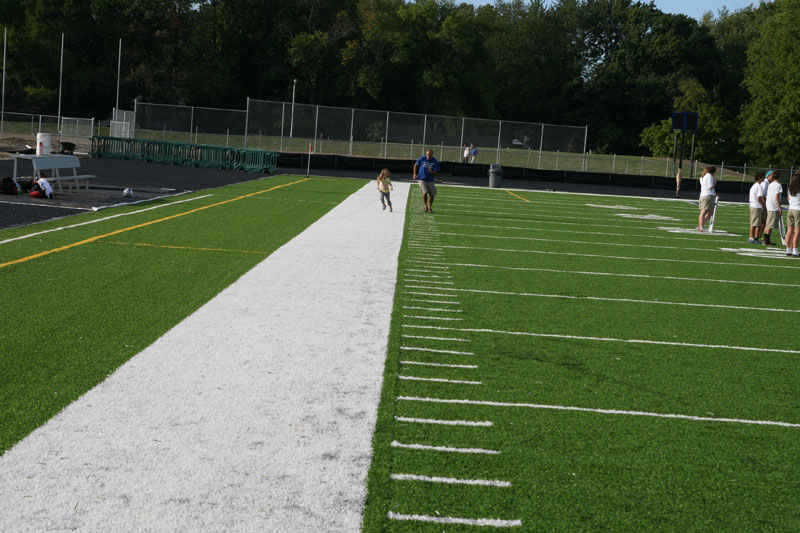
left=377, top=168, right=393, bottom=212
left=758, top=171, right=770, bottom=238
left=748, top=173, right=766, bottom=244
left=470, top=144, right=478, bottom=164
left=463, top=144, right=470, bottom=164
left=413, top=149, right=439, bottom=213
left=764, top=170, right=783, bottom=246
left=697, top=166, right=718, bottom=232
left=784, top=172, right=800, bottom=256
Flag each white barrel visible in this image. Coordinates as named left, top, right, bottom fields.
left=36, top=133, right=52, bottom=155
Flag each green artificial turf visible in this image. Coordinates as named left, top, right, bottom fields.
left=362, top=185, right=800, bottom=531
left=0, top=175, right=364, bottom=456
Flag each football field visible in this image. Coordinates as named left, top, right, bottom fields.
left=1, top=176, right=798, bottom=531
left=364, top=186, right=800, bottom=530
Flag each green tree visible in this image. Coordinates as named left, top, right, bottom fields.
left=740, top=0, right=800, bottom=166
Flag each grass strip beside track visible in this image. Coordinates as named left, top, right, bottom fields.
left=0, top=176, right=363, bottom=456
left=363, top=185, right=800, bottom=531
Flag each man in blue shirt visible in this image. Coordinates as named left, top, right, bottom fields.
left=413, top=149, right=440, bottom=213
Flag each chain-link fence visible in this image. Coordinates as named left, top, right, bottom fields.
left=0, top=111, right=95, bottom=152
left=134, top=99, right=589, bottom=168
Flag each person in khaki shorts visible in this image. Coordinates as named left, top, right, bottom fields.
left=413, top=149, right=440, bottom=213
left=764, top=170, right=783, bottom=246
left=785, top=172, right=800, bottom=256
left=697, top=166, right=717, bottom=232
left=747, top=173, right=765, bottom=244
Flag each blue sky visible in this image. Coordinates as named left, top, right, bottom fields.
left=464, top=0, right=763, bottom=21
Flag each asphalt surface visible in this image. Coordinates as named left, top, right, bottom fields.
left=0, top=157, right=747, bottom=231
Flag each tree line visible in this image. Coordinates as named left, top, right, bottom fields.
left=0, top=0, right=797, bottom=166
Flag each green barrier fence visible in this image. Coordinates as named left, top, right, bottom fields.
left=91, top=136, right=278, bottom=173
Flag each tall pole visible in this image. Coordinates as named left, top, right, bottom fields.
left=115, top=38, right=122, bottom=112
left=582, top=125, right=588, bottom=172
left=1, top=27, right=6, bottom=139
left=57, top=33, right=64, bottom=138
left=289, top=79, right=297, bottom=138
left=244, top=96, right=250, bottom=149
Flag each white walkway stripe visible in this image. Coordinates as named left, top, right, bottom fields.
left=422, top=244, right=800, bottom=271
left=391, top=474, right=510, bottom=487
left=387, top=512, right=522, bottom=528
left=401, top=346, right=474, bottom=355
left=395, top=416, right=492, bottom=427
left=423, top=287, right=800, bottom=314
left=399, top=375, right=482, bottom=385
left=397, top=396, right=800, bottom=428
left=410, top=263, right=800, bottom=288
left=400, top=361, right=478, bottom=369
left=403, top=306, right=463, bottom=312
left=402, top=334, right=471, bottom=342
left=403, top=315, right=464, bottom=321
left=0, top=194, right=212, bottom=245
left=402, top=325, right=800, bottom=354
left=391, top=441, right=499, bottom=454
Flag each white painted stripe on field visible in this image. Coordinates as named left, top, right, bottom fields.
left=403, top=306, right=463, bottom=312
left=415, top=244, right=800, bottom=271
left=424, top=286, right=800, bottom=313
left=391, top=441, right=499, bottom=454
left=404, top=290, right=462, bottom=298
left=400, top=361, right=478, bottom=369
left=402, top=325, right=800, bottom=354
left=0, top=194, right=212, bottom=245
left=0, top=199, right=90, bottom=211
left=391, top=473, right=510, bottom=487
left=397, top=396, right=800, bottom=428
left=403, top=315, right=464, bottom=321
left=404, top=279, right=454, bottom=285
left=394, top=416, right=492, bottom=427
left=387, top=512, right=522, bottom=528
left=433, top=231, right=722, bottom=253
left=402, top=299, right=463, bottom=306
left=408, top=263, right=800, bottom=288
left=401, top=334, right=471, bottom=342
left=404, top=273, right=452, bottom=278
left=400, top=346, right=474, bottom=355
left=399, top=375, right=482, bottom=385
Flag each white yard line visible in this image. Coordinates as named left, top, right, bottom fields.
left=0, top=194, right=212, bottom=245
left=402, top=306, right=463, bottom=312
left=0, top=199, right=90, bottom=211
left=400, top=346, right=474, bottom=355
left=401, top=334, right=471, bottom=342
left=391, top=441, right=498, bottom=454
left=404, top=290, right=463, bottom=298
left=402, top=325, right=800, bottom=355
left=403, top=315, right=465, bottom=321
left=394, top=416, right=492, bottom=427
left=414, top=245, right=800, bottom=271
left=398, top=396, right=800, bottom=428
left=399, top=375, right=482, bottom=385
left=400, top=361, right=478, bottom=369
left=388, top=511, right=522, bottom=528
left=404, top=279, right=455, bottom=285
left=0, top=182, right=409, bottom=532
left=402, top=299, right=463, bottom=306
left=391, top=473, right=511, bottom=487
left=405, top=263, right=800, bottom=288
left=419, top=287, right=800, bottom=313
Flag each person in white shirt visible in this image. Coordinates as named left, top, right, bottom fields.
left=697, top=166, right=718, bottom=232
left=785, top=172, right=800, bottom=256
left=764, top=170, right=783, bottom=246
left=463, top=144, right=470, bottom=164
left=748, top=174, right=766, bottom=244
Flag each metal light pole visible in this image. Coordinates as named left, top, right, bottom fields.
left=1, top=27, right=6, bottom=139
left=57, top=33, right=64, bottom=138
left=115, top=38, right=122, bottom=112
left=289, top=79, right=297, bottom=138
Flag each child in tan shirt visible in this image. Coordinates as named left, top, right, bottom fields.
left=377, top=168, right=393, bottom=212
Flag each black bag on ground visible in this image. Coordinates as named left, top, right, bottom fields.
left=1, top=177, right=19, bottom=195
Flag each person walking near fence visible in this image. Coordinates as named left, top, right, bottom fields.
left=763, top=170, right=782, bottom=246
left=377, top=168, right=393, bottom=212
left=463, top=145, right=470, bottom=164
left=697, top=166, right=717, bottom=232
left=413, top=149, right=439, bottom=213
left=470, top=144, right=478, bottom=164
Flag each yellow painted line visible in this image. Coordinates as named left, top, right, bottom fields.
left=102, top=241, right=268, bottom=255
left=505, top=190, right=530, bottom=202
left=0, top=178, right=311, bottom=270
